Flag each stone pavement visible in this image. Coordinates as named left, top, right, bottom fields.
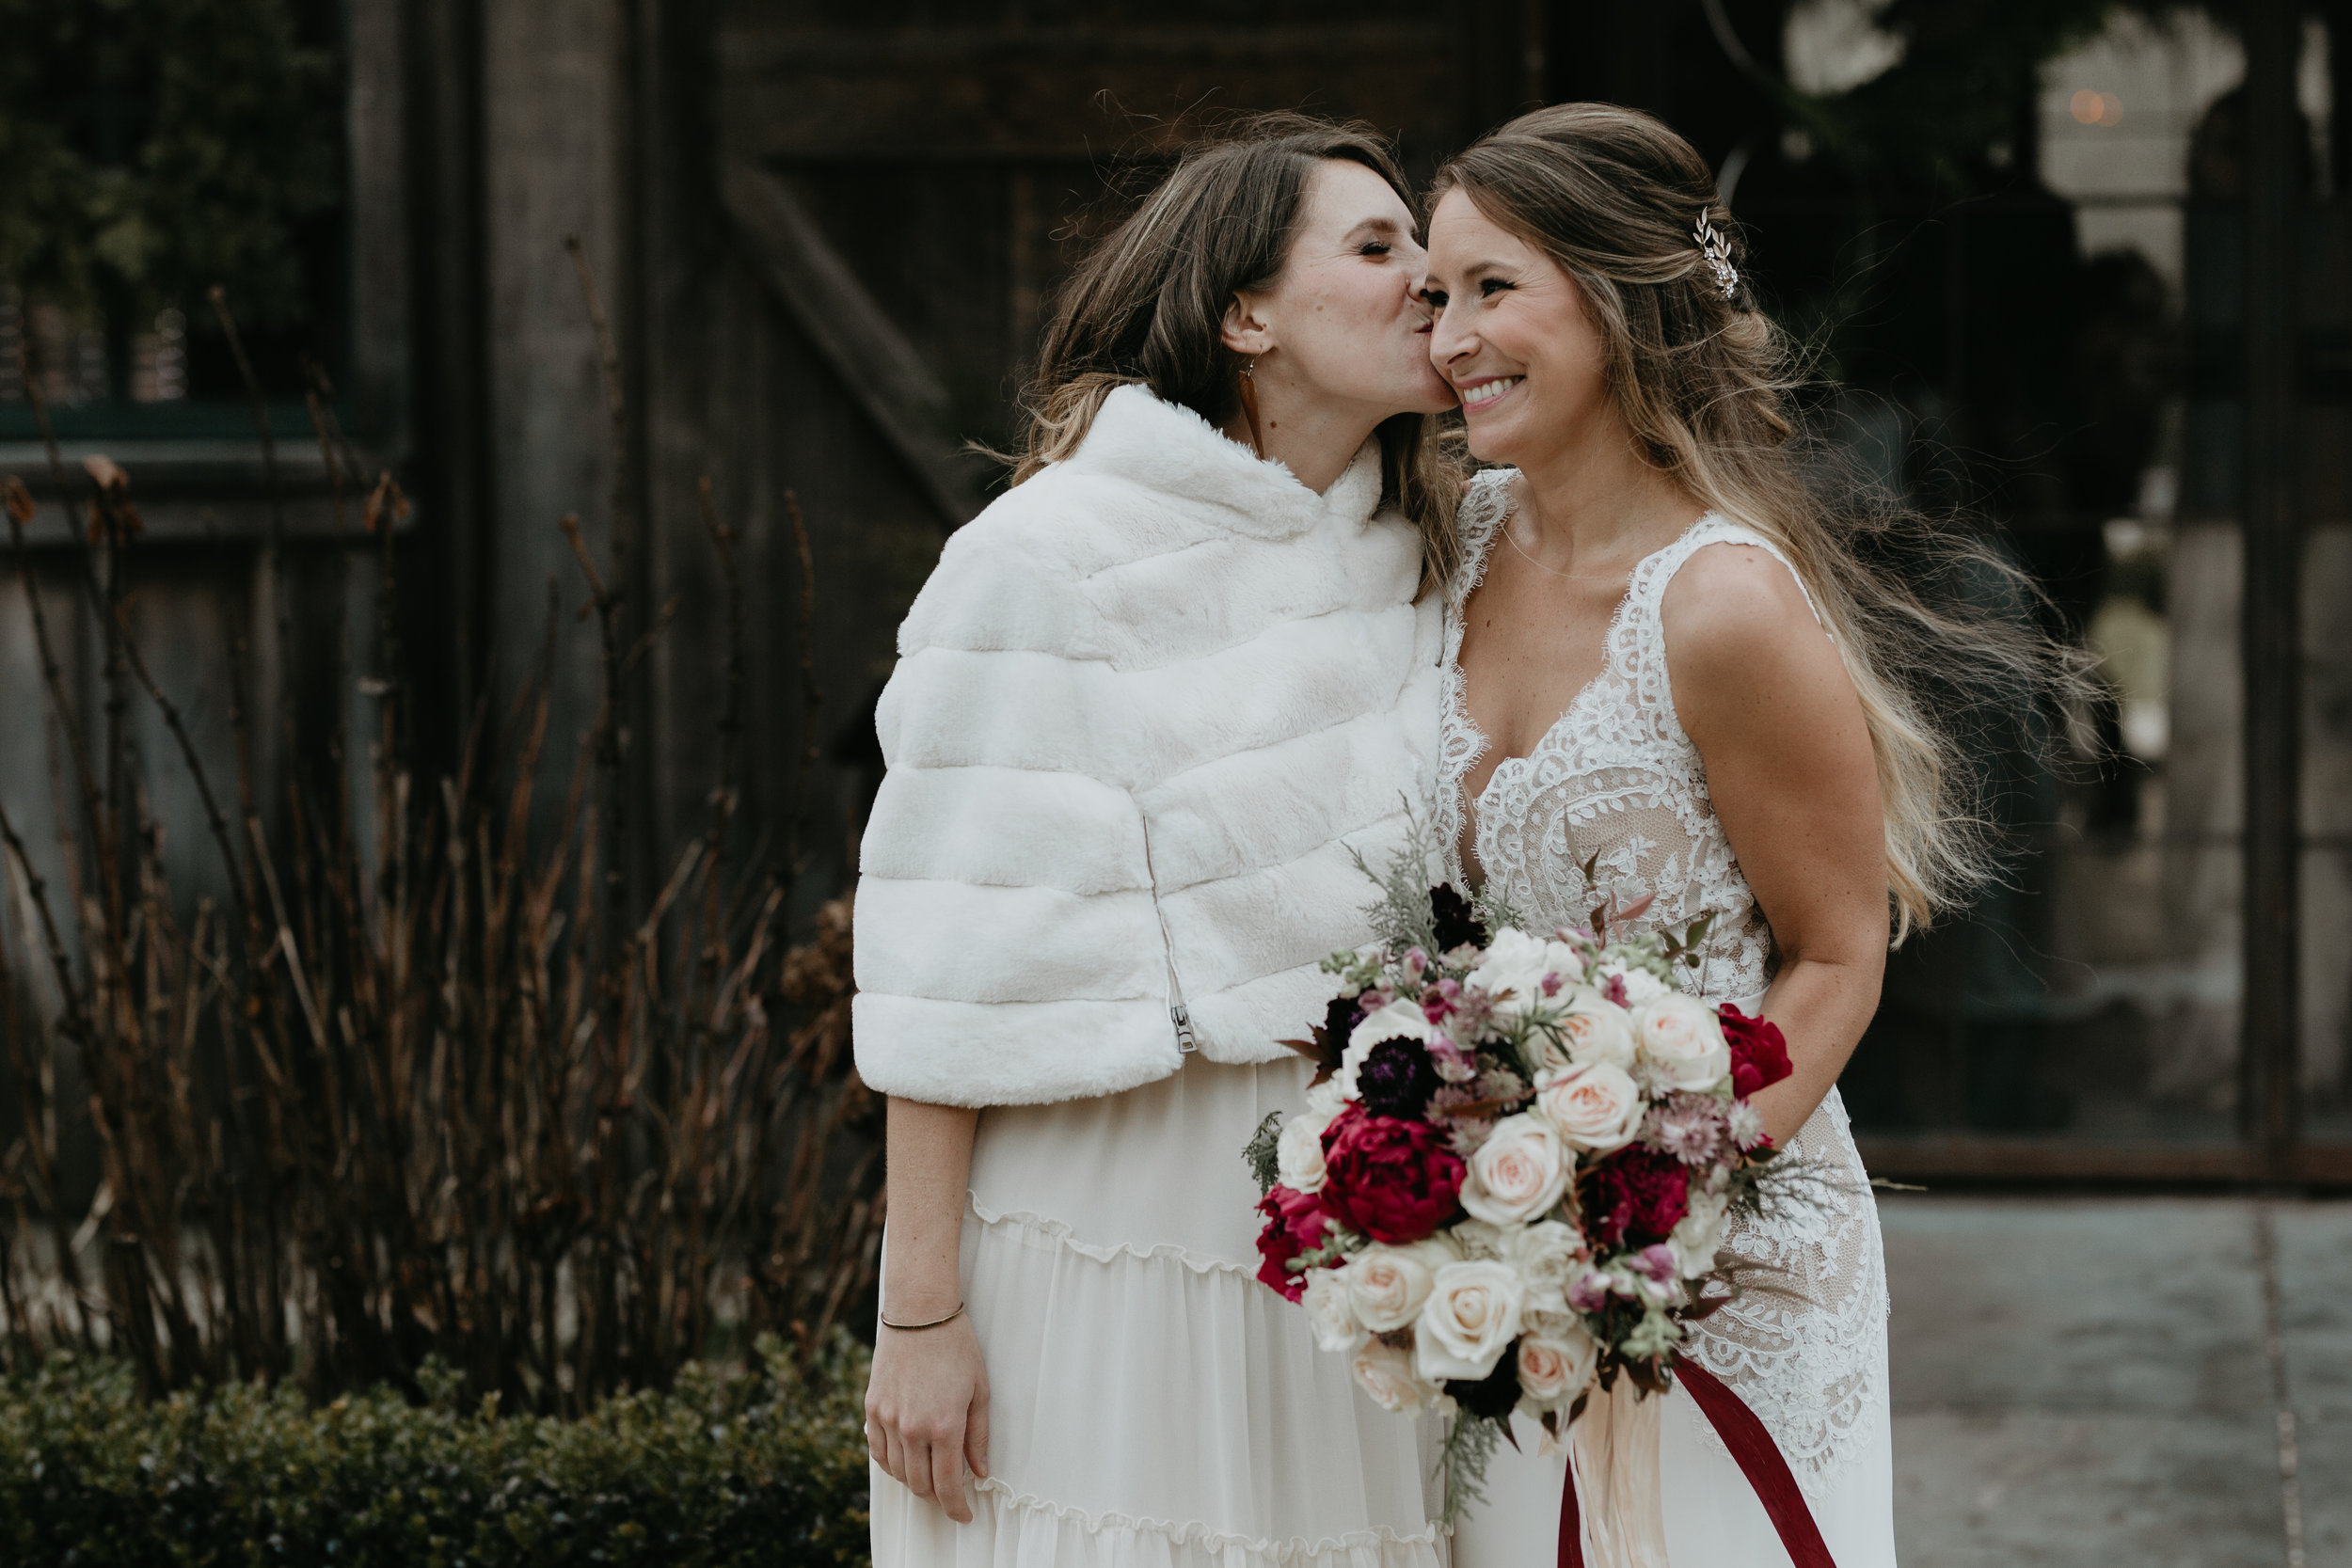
left=1883, top=1195, right=2344, bottom=1567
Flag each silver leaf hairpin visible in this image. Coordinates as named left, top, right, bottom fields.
left=1692, top=211, right=1738, bottom=300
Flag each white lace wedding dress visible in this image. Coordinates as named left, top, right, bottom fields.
left=1438, top=472, right=1897, bottom=1567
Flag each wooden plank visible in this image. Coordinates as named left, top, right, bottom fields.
left=346, top=0, right=409, bottom=436
left=2290, top=1144, right=2352, bottom=1185
left=1857, top=1136, right=2262, bottom=1183
left=403, top=0, right=492, bottom=739
left=2242, top=0, right=2303, bottom=1173
left=721, top=158, right=982, bottom=526
left=1857, top=1137, right=2352, bottom=1190
left=718, top=24, right=1456, bottom=162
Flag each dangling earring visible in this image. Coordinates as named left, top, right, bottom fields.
left=1236, top=356, right=1265, bottom=458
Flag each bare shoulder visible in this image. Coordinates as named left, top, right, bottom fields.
left=1658, top=539, right=1860, bottom=760
left=1658, top=540, right=1833, bottom=684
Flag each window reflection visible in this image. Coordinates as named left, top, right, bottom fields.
left=1835, top=8, right=2347, bottom=1143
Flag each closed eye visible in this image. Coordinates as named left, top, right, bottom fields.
left=1421, top=287, right=1450, bottom=309
left=1359, top=240, right=1393, bottom=257
left=1480, top=277, right=1515, bottom=298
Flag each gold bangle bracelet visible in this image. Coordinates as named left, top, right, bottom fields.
left=879, top=1302, right=966, bottom=1332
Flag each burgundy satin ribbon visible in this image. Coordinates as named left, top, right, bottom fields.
left=1556, top=1358, right=1837, bottom=1568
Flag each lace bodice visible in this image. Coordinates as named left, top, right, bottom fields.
left=1438, top=470, right=1889, bottom=1494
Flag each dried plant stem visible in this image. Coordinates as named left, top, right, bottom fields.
left=0, top=307, right=880, bottom=1412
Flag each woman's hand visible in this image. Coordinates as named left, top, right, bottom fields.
left=866, top=1094, right=988, bottom=1521
left=866, top=1312, right=992, bottom=1522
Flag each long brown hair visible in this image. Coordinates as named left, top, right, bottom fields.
left=1435, top=103, right=2094, bottom=940
left=1010, top=114, right=1457, bottom=584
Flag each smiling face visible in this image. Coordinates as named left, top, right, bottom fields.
left=1224, top=159, right=1457, bottom=421
left=1421, top=186, right=1616, bottom=466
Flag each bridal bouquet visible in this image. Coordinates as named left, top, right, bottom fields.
left=1244, top=851, right=1805, bottom=1509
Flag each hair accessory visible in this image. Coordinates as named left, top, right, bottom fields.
left=1692, top=211, right=1739, bottom=300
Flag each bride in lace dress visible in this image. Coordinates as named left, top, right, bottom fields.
left=1414, top=105, right=2076, bottom=1566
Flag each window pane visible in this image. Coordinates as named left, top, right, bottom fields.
left=2303, top=506, right=2352, bottom=1142
left=1843, top=9, right=2257, bottom=1147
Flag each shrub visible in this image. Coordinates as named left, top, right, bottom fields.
left=0, top=1338, right=873, bottom=1567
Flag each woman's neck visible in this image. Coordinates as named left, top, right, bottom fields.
left=1513, top=407, right=1698, bottom=571
left=1218, top=374, right=1382, bottom=496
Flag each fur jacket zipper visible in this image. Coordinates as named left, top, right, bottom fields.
left=851, top=385, right=1442, bottom=1107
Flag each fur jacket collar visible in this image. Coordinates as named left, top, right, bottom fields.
left=852, top=386, right=1441, bottom=1107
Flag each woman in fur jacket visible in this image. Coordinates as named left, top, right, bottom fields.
left=857, top=116, right=1460, bottom=1567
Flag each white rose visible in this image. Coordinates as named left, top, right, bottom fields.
left=1668, top=1188, right=1730, bottom=1279
left=1276, top=1112, right=1331, bottom=1193
left=1447, top=1219, right=1508, bottom=1260
left=1305, top=1076, right=1348, bottom=1118
left=1303, top=1266, right=1369, bottom=1354
left=1501, top=1219, right=1582, bottom=1317
left=1555, top=989, right=1637, bottom=1069
left=1467, top=929, right=1572, bottom=1019
left=1459, top=1114, right=1571, bottom=1226
left=1348, top=1237, right=1457, bottom=1332
left=1597, top=961, right=1670, bottom=1006
left=1414, top=1260, right=1525, bottom=1382
left=1337, top=998, right=1436, bottom=1100
left=1631, top=991, right=1731, bottom=1091
left=1517, top=1329, right=1599, bottom=1406
left=1352, top=1339, right=1441, bottom=1414
left=1534, top=1062, right=1645, bottom=1153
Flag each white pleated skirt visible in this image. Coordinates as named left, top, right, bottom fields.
left=870, top=1058, right=1447, bottom=1568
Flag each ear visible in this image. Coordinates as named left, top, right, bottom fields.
left=1219, top=292, right=1273, bottom=358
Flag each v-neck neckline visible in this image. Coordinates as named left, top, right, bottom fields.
left=1452, top=501, right=1715, bottom=811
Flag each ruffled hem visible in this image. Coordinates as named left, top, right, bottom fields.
left=872, top=1058, right=1441, bottom=1568
left=971, top=1197, right=1257, bottom=1278
left=873, top=1470, right=1444, bottom=1568
left=974, top=1479, right=1444, bottom=1565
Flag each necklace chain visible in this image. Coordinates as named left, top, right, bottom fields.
left=1502, top=521, right=1624, bottom=582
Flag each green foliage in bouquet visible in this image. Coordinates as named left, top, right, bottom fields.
left=0, top=1337, right=876, bottom=1568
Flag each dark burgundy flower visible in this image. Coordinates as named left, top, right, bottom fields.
left=1718, top=1006, right=1792, bottom=1099
left=1254, top=1184, right=1330, bottom=1302
left=1431, top=885, right=1485, bottom=953
left=1581, top=1147, right=1692, bottom=1247
left=1318, top=1105, right=1465, bottom=1244
left=1357, top=1037, right=1443, bottom=1121
left=1447, top=1347, right=1524, bottom=1423
left=1323, top=990, right=1366, bottom=1058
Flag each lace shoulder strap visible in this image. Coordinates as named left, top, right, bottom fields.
left=1612, top=514, right=1832, bottom=746
left=1624, top=514, right=1827, bottom=639
left=1449, top=468, right=1518, bottom=609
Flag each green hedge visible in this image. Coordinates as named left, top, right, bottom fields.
left=0, top=1338, right=872, bottom=1567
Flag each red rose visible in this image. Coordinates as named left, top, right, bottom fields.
left=1317, top=1105, right=1466, bottom=1244
left=1581, top=1147, right=1691, bottom=1246
left=1255, top=1184, right=1329, bottom=1302
left=1718, top=1005, right=1792, bottom=1099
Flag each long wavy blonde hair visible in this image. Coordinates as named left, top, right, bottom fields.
left=1436, top=104, right=2094, bottom=942
left=1008, top=114, right=1458, bottom=587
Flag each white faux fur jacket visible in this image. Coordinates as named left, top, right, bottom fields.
left=851, top=386, right=1442, bottom=1107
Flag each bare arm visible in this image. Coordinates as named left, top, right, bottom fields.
left=1662, top=545, right=1888, bottom=1148
left=865, top=1096, right=990, bottom=1522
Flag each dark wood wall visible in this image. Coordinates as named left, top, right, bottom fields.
left=596, top=0, right=1550, bottom=907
